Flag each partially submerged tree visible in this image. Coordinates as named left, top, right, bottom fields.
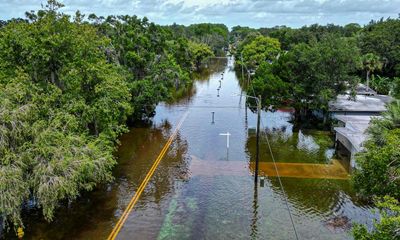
left=0, top=2, right=130, bottom=230
left=188, top=41, right=214, bottom=70
left=353, top=196, right=400, bottom=240
left=253, top=34, right=360, bottom=122
left=240, top=35, right=281, bottom=71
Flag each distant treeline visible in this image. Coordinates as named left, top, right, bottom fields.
left=233, top=19, right=400, bottom=77
left=232, top=17, right=400, bottom=121
left=167, top=23, right=229, bottom=56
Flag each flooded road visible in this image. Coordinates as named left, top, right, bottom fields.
left=9, top=58, right=377, bottom=239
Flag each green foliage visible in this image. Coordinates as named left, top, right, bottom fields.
left=188, top=41, right=214, bottom=69
left=353, top=127, right=400, bottom=199
left=352, top=101, right=400, bottom=239
left=229, top=26, right=258, bottom=46
left=255, top=35, right=360, bottom=118
left=370, top=75, right=392, bottom=95
left=251, top=62, right=289, bottom=108
left=0, top=0, right=201, bottom=231
left=361, top=53, right=383, bottom=75
left=240, top=36, right=281, bottom=71
left=360, top=53, right=383, bottom=90
left=359, top=17, right=400, bottom=77
left=353, top=101, right=400, bottom=198
left=89, top=15, right=199, bottom=120
left=235, top=30, right=361, bottom=121
left=167, top=23, right=229, bottom=56
left=353, top=196, right=400, bottom=240
left=0, top=2, right=127, bottom=229
left=0, top=72, right=117, bottom=228
left=259, top=23, right=359, bottom=50
left=254, top=19, right=399, bottom=80
left=234, top=31, right=262, bottom=62
left=392, top=77, right=400, bottom=99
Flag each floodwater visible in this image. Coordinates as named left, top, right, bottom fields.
left=4, top=58, right=377, bottom=239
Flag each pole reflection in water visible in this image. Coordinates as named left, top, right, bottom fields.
left=7, top=58, right=379, bottom=240
left=251, top=180, right=259, bottom=240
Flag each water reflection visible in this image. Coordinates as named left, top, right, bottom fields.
left=246, top=111, right=338, bottom=165
left=10, top=118, right=190, bottom=239
left=250, top=182, right=259, bottom=240
left=5, top=57, right=378, bottom=240
left=245, top=109, right=377, bottom=238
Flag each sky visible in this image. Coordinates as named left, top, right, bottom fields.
left=1, top=0, right=400, bottom=28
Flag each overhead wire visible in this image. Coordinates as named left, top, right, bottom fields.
left=241, top=56, right=300, bottom=240
left=259, top=117, right=300, bottom=240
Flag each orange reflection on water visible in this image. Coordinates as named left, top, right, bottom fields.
left=189, top=155, right=350, bottom=180
left=250, top=159, right=350, bottom=180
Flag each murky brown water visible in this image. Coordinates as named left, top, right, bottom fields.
left=3, top=58, right=377, bottom=239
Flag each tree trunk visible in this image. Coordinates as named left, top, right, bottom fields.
left=366, top=70, right=370, bottom=90
left=323, top=109, right=328, bottom=126
left=293, top=107, right=301, bottom=123
left=51, top=70, right=56, bottom=85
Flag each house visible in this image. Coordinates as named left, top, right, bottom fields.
left=329, top=84, right=391, bottom=168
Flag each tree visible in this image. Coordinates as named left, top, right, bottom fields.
left=229, top=26, right=258, bottom=45
left=343, top=23, right=362, bottom=37
left=0, top=1, right=130, bottom=230
left=353, top=101, right=400, bottom=199
left=361, top=53, right=383, bottom=90
left=186, top=23, right=229, bottom=56
left=352, top=101, right=400, bottom=239
left=94, top=14, right=199, bottom=121
left=267, top=35, right=360, bottom=122
left=359, top=17, right=400, bottom=77
left=370, top=75, right=392, bottom=95
left=353, top=127, right=400, bottom=199
left=188, top=41, right=214, bottom=70
left=392, top=77, right=400, bottom=99
left=241, top=36, right=281, bottom=71
left=1, top=1, right=209, bottom=232
left=251, top=62, right=289, bottom=108
left=233, top=31, right=261, bottom=63
left=353, top=196, right=400, bottom=239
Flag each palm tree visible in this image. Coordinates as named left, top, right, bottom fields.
left=368, top=100, right=400, bottom=145
left=361, top=53, right=383, bottom=91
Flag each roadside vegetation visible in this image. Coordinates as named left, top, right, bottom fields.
left=232, top=17, right=400, bottom=239
left=1, top=0, right=399, bottom=238
left=352, top=101, right=400, bottom=239
left=0, top=0, right=215, bottom=232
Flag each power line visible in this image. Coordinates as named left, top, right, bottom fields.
left=159, top=105, right=247, bottom=109
left=240, top=55, right=299, bottom=240
left=260, top=114, right=300, bottom=240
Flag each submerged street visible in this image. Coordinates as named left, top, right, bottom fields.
left=18, top=58, right=377, bottom=239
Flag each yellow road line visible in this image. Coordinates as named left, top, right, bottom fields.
left=107, top=111, right=189, bottom=240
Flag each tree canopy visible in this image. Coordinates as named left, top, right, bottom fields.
left=167, top=23, right=228, bottom=56
left=0, top=3, right=126, bottom=228
left=352, top=101, right=400, bottom=239
left=0, top=0, right=214, bottom=232
left=240, top=36, right=281, bottom=71
left=246, top=34, right=360, bottom=121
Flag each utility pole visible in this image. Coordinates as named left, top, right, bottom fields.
left=255, top=95, right=261, bottom=183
